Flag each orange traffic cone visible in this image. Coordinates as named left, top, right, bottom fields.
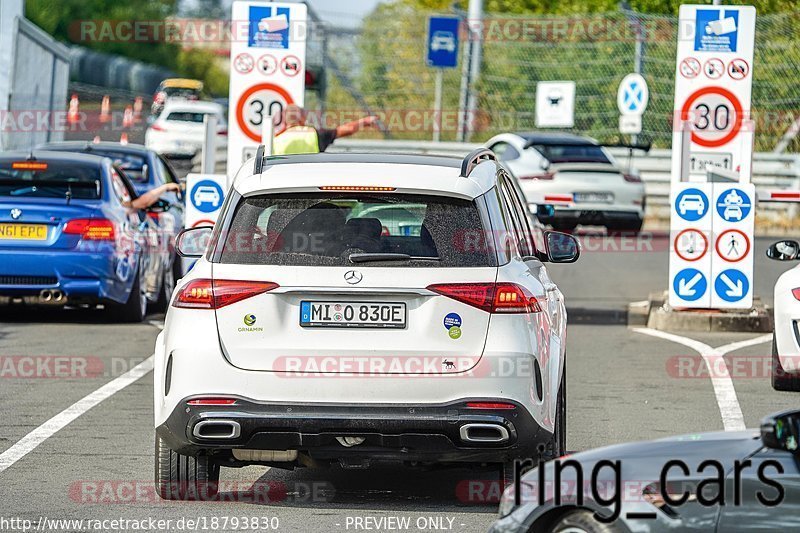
left=67, top=94, right=80, bottom=125
left=132, top=97, right=143, bottom=122
left=119, top=132, right=128, bottom=145
left=99, top=95, right=111, bottom=123
left=122, top=106, right=134, bottom=129
left=92, top=135, right=101, bottom=143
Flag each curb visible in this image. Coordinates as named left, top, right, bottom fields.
left=629, top=290, right=774, bottom=333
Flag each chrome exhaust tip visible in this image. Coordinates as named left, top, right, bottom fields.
left=192, top=419, right=241, bottom=440
left=459, top=423, right=510, bottom=444
left=40, top=290, right=52, bottom=302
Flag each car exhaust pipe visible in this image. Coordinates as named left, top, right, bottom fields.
left=192, top=419, right=241, bottom=440
left=51, top=289, right=65, bottom=302
left=40, top=290, right=52, bottom=302
left=459, top=423, right=510, bottom=444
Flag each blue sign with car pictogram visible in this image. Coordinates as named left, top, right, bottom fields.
left=715, top=187, right=752, bottom=222
left=191, top=180, right=225, bottom=214
left=675, top=188, right=709, bottom=222
left=427, top=16, right=459, bottom=69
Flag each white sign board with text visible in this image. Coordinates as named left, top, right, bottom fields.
left=227, top=1, right=307, bottom=175
left=670, top=5, right=756, bottom=182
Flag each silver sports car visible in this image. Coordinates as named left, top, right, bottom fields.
left=485, top=132, right=646, bottom=233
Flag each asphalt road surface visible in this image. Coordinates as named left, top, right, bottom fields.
left=0, top=234, right=797, bottom=533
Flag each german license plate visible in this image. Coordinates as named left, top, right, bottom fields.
left=300, top=301, right=406, bottom=328
left=0, top=223, right=47, bottom=240
left=574, top=192, right=613, bottom=203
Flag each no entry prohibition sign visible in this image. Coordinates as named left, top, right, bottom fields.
left=680, top=86, right=743, bottom=148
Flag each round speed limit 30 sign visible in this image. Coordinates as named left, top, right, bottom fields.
left=680, top=86, right=743, bottom=149
left=235, top=83, right=295, bottom=143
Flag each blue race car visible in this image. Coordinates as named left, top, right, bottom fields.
left=38, top=141, right=185, bottom=296
left=0, top=151, right=173, bottom=321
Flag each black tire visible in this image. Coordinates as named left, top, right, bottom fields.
left=151, top=258, right=177, bottom=313
left=155, top=435, right=219, bottom=501
left=772, top=333, right=800, bottom=391
left=551, top=509, right=622, bottom=533
left=110, top=268, right=147, bottom=323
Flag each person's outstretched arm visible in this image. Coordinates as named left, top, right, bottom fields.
left=335, top=116, right=379, bottom=138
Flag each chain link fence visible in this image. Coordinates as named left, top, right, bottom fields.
left=320, top=6, right=800, bottom=152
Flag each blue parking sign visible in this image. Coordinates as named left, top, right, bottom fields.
left=427, top=16, right=460, bottom=69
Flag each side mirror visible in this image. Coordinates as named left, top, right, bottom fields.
left=544, top=230, right=580, bottom=263
left=176, top=226, right=213, bottom=258
left=766, top=240, right=800, bottom=261
left=761, top=409, right=800, bottom=453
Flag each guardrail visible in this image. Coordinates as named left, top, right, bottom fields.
left=196, top=139, right=800, bottom=224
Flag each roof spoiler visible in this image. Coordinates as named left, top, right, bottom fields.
left=460, top=148, right=496, bottom=177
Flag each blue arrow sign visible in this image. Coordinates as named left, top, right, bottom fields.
left=716, top=187, right=752, bottom=222
left=427, top=16, right=459, bottom=69
left=675, top=188, right=709, bottom=222
left=714, top=269, right=749, bottom=302
left=673, top=268, right=707, bottom=302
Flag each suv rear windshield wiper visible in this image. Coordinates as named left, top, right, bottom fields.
left=348, top=253, right=440, bottom=264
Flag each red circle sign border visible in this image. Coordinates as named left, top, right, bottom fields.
left=680, top=57, right=700, bottom=79
left=234, top=53, right=254, bottom=74
left=715, top=228, right=750, bottom=263
left=192, top=218, right=216, bottom=228
left=681, top=86, right=743, bottom=148
left=235, top=83, right=295, bottom=143
left=674, top=228, right=708, bottom=262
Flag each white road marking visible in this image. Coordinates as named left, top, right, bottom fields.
left=633, top=328, right=771, bottom=432
left=0, top=320, right=163, bottom=474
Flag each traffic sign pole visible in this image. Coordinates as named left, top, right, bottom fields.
left=433, top=69, right=443, bottom=143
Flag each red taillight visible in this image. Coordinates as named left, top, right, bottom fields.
left=147, top=212, right=160, bottom=221
left=623, top=173, right=642, bottom=183
left=187, top=398, right=237, bottom=406
left=427, top=283, right=541, bottom=314
left=792, top=288, right=800, bottom=301
left=63, top=218, right=115, bottom=241
left=465, top=402, right=516, bottom=410
left=518, top=172, right=555, bottom=180
left=172, top=279, right=279, bottom=309
left=150, top=123, right=167, bottom=132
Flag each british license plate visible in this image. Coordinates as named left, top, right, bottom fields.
left=0, top=223, right=47, bottom=240
left=574, top=192, right=613, bottom=203
left=300, top=301, right=406, bottom=329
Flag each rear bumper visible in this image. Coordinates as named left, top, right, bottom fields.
left=0, top=249, right=133, bottom=304
left=157, top=396, right=549, bottom=465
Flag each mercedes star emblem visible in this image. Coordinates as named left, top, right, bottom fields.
left=344, top=270, right=363, bottom=285
left=10, top=209, right=22, bottom=220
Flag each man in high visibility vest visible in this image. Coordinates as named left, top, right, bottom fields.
left=273, top=105, right=379, bottom=155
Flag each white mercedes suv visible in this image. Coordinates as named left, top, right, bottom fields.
left=153, top=148, right=580, bottom=499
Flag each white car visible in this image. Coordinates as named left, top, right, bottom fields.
left=430, top=31, right=456, bottom=53
left=679, top=194, right=706, bottom=215
left=153, top=149, right=580, bottom=499
left=485, top=132, right=646, bottom=233
left=145, top=100, right=227, bottom=158
left=193, top=186, right=221, bottom=208
left=767, top=239, right=800, bottom=391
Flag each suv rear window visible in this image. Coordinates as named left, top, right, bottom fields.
left=218, top=193, right=497, bottom=267
left=0, top=161, right=102, bottom=199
